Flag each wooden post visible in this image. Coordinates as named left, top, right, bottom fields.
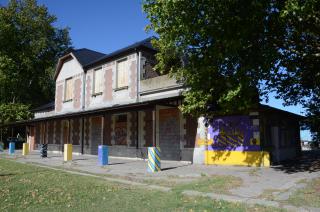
left=136, top=111, right=139, bottom=149
left=68, top=119, right=71, bottom=144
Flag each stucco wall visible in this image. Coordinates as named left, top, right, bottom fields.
left=55, top=57, right=84, bottom=114
left=85, top=53, right=138, bottom=110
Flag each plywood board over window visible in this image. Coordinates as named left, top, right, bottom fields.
left=116, top=58, right=129, bottom=88
left=114, top=114, right=127, bottom=145
left=93, top=67, right=103, bottom=95
left=64, top=78, right=73, bottom=101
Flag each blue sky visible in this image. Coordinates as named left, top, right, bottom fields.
left=0, top=0, right=311, bottom=140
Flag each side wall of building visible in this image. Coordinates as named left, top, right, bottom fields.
left=260, top=111, right=301, bottom=164
left=55, top=57, right=84, bottom=114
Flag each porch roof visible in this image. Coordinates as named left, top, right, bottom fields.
left=0, top=96, right=183, bottom=127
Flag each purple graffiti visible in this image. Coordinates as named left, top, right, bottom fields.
left=207, top=116, right=260, bottom=151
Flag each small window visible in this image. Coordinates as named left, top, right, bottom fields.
left=116, top=58, right=129, bottom=88
left=64, top=78, right=73, bottom=102
left=93, top=68, right=103, bottom=95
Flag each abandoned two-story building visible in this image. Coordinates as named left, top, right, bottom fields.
left=11, top=37, right=303, bottom=166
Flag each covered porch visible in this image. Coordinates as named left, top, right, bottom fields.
left=3, top=97, right=197, bottom=162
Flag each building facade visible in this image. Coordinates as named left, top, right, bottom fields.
left=22, top=37, right=302, bottom=166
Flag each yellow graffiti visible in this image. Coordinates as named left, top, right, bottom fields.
left=197, top=139, right=213, bottom=145
left=226, top=135, right=243, bottom=145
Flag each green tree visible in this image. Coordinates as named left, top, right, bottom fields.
left=0, top=103, right=32, bottom=124
left=143, top=0, right=319, bottom=139
left=0, top=0, right=71, bottom=106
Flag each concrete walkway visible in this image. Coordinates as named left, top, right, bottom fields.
left=1, top=150, right=320, bottom=211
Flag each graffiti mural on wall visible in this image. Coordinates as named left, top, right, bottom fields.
left=208, top=116, right=260, bottom=151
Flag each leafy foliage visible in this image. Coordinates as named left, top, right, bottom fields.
left=143, top=0, right=319, bottom=139
left=0, top=0, right=71, bottom=106
left=0, top=103, right=32, bottom=124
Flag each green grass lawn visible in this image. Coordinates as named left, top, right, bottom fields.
left=142, top=174, right=241, bottom=195
left=0, top=159, right=284, bottom=212
left=287, top=178, right=320, bottom=208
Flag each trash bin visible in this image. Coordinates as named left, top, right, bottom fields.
left=9, top=142, right=15, bottom=155
left=40, top=144, right=48, bottom=158
left=98, top=145, right=108, bottom=166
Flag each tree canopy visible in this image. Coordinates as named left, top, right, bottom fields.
left=143, top=0, right=319, bottom=140
left=0, top=0, right=71, bottom=124
left=0, top=0, right=71, bottom=107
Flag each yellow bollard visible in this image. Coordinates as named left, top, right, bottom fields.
left=22, top=143, right=29, bottom=155
left=64, top=144, right=72, bottom=161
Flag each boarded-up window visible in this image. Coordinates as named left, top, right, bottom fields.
left=64, top=78, right=73, bottom=101
left=114, top=114, right=127, bottom=145
left=116, top=59, right=129, bottom=88
left=93, top=68, right=103, bottom=94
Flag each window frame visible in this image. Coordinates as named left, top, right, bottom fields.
left=115, top=57, right=129, bottom=90
left=64, top=77, right=73, bottom=102
left=92, top=67, right=103, bottom=96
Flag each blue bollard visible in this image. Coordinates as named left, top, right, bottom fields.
left=9, top=142, right=15, bottom=154
left=98, top=145, right=108, bottom=166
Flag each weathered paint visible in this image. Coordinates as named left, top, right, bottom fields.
left=64, top=144, right=72, bottom=161
left=194, top=115, right=271, bottom=167
left=22, top=143, right=29, bottom=155
left=205, top=150, right=270, bottom=167
left=147, top=147, right=161, bottom=172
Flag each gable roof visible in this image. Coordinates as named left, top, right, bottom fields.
left=54, top=37, right=156, bottom=80
left=72, top=48, right=106, bottom=67
left=54, top=48, right=106, bottom=80
left=84, top=36, right=157, bottom=70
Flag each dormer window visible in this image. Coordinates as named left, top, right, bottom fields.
left=93, top=67, right=103, bottom=96
left=64, top=77, right=73, bottom=102
left=116, top=58, right=129, bottom=89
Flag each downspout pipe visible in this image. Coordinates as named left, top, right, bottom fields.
left=81, top=71, right=86, bottom=110
left=136, top=50, right=141, bottom=103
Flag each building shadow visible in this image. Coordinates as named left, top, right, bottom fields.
left=272, top=150, right=320, bottom=174
left=161, top=164, right=190, bottom=171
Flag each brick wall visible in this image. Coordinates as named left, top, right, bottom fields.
left=73, top=78, right=82, bottom=109
left=104, top=114, right=112, bottom=145
left=56, top=84, right=63, bottom=112
left=55, top=120, right=61, bottom=144
left=85, top=75, right=92, bottom=107
left=130, top=111, right=138, bottom=147
left=144, top=109, right=153, bottom=147
left=72, top=118, right=80, bottom=145
left=129, top=61, right=137, bottom=99
left=103, top=69, right=113, bottom=102
left=47, top=121, right=54, bottom=144
left=84, top=117, right=90, bottom=146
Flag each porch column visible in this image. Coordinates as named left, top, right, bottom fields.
left=81, top=117, right=85, bottom=154
left=102, top=114, right=105, bottom=145
left=153, top=106, right=156, bottom=147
